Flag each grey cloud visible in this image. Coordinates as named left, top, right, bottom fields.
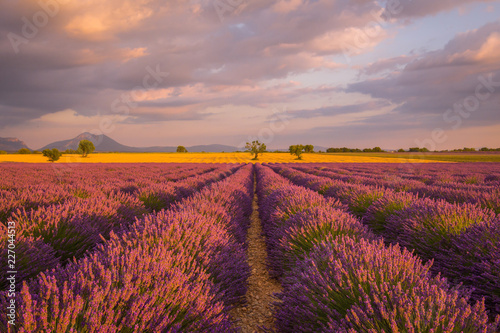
left=1, top=0, right=386, bottom=128
left=289, top=100, right=392, bottom=119
left=347, top=21, right=500, bottom=128
left=382, top=0, right=496, bottom=20
left=360, top=55, right=417, bottom=76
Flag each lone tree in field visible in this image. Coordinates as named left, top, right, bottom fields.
left=245, top=140, right=266, bottom=160
left=176, top=146, right=188, bottom=153
left=42, top=148, right=61, bottom=162
left=304, top=144, right=314, bottom=153
left=78, top=140, right=95, bottom=157
left=290, top=144, right=305, bottom=160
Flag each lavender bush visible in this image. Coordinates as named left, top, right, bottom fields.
left=0, top=164, right=252, bottom=332
left=275, top=237, right=498, bottom=333
left=385, top=199, right=496, bottom=261
left=435, top=217, right=500, bottom=316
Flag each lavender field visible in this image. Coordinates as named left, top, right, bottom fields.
left=1, top=163, right=500, bottom=332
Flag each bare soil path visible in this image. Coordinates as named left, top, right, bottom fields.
left=231, top=175, right=282, bottom=332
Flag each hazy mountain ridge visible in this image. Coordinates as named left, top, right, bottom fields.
left=3, top=133, right=330, bottom=153
left=38, top=133, right=241, bottom=152
left=0, top=137, right=31, bottom=152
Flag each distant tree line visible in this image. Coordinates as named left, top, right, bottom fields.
left=326, top=147, right=382, bottom=153
left=327, top=147, right=362, bottom=153
left=479, top=147, right=500, bottom=151
left=325, top=146, right=500, bottom=153
left=407, top=147, right=430, bottom=152
left=444, top=147, right=500, bottom=152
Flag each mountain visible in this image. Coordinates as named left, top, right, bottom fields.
left=38, top=132, right=241, bottom=152
left=0, top=137, right=31, bottom=152
left=186, top=144, right=239, bottom=152
left=38, top=132, right=146, bottom=152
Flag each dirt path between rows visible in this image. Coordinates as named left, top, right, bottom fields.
left=230, top=175, right=282, bottom=332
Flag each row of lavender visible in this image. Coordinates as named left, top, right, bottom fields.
left=299, top=163, right=500, bottom=186
left=0, top=164, right=238, bottom=291
left=1, top=164, right=254, bottom=332
left=256, top=164, right=499, bottom=332
left=293, top=163, right=500, bottom=213
left=269, top=163, right=500, bottom=318
left=0, top=163, right=221, bottom=221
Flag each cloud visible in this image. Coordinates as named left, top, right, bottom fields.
left=289, top=100, right=393, bottom=119
left=360, top=55, right=417, bottom=76
left=1, top=0, right=498, bottom=149
left=32, top=109, right=129, bottom=125
left=272, top=0, right=304, bottom=14
left=382, top=0, right=496, bottom=20
left=347, top=21, right=500, bottom=127
left=0, top=0, right=389, bottom=129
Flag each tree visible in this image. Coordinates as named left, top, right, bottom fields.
left=42, top=148, right=61, bottom=162
left=0, top=151, right=7, bottom=154
left=397, top=148, right=405, bottom=152
left=78, top=140, right=95, bottom=157
left=176, top=146, right=188, bottom=153
left=304, top=145, right=314, bottom=153
left=289, top=144, right=305, bottom=160
left=372, top=147, right=383, bottom=152
left=18, top=148, right=31, bottom=154
left=245, top=140, right=266, bottom=160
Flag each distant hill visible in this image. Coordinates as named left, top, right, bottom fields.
left=38, top=132, right=241, bottom=153
left=39, top=132, right=146, bottom=152
left=0, top=137, right=31, bottom=152
left=187, top=144, right=240, bottom=152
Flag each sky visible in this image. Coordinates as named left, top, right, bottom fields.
left=1, top=0, right=499, bottom=150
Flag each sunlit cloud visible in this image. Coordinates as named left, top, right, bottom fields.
left=0, top=0, right=499, bottom=149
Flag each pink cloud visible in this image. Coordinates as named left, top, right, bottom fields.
left=383, top=0, right=496, bottom=19
left=272, top=0, right=304, bottom=14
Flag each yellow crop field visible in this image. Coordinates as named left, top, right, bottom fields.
left=0, top=152, right=444, bottom=164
